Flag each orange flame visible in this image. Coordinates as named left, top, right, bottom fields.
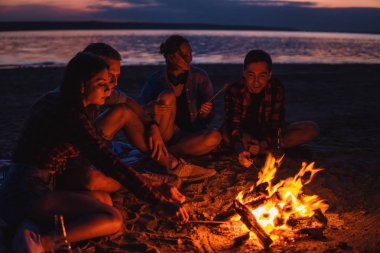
left=235, top=153, right=328, bottom=245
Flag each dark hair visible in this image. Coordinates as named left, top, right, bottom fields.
left=160, top=35, right=189, bottom=55
left=83, top=42, right=121, bottom=61
left=244, top=49, right=272, bottom=71
left=60, top=52, right=108, bottom=104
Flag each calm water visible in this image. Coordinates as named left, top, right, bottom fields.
left=1, top=29, right=379, bottom=68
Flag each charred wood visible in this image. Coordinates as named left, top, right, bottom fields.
left=286, top=212, right=327, bottom=239
left=233, top=233, right=250, bottom=247
left=241, top=182, right=269, bottom=203
left=213, top=209, right=237, bottom=221
left=233, top=200, right=273, bottom=248
left=313, top=208, right=328, bottom=226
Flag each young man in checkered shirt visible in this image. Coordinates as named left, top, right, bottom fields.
left=222, top=49, right=319, bottom=167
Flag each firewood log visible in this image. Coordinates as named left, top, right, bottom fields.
left=233, top=200, right=273, bottom=248
left=241, top=182, right=269, bottom=203
left=286, top=211, right=326, bottom=239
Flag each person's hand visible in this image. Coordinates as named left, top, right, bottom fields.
left=154, top=183, right=186, bottom=204
left=157, top=201, right=189, bottom=224
left=148, top=124, right=168, bottom=161
left=199, top=102, right=213, bottom=117
left=248, top=139, right=260, bottom=156
left=238, top=150, right=253, bottom=168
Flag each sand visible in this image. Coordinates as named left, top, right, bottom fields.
left=0, top=64, right=379, bottom=252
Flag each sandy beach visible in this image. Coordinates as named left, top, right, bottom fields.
left=1, top=64, right=379, bottom=252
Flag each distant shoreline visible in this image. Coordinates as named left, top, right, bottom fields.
left=1, top=63, right=380, bottom=71
left=1, top=21, right=379, bottom=34
left=0, top=21, right=295, bottom=32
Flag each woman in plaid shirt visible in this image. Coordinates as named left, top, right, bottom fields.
left=222, top=50, right=319, bottom=167
left=0, top=52, right=188, bottom=252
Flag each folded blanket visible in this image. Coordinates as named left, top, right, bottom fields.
left=111, top=141, right=144, bottom=165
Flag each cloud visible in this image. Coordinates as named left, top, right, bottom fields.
left=88, top=0, right=380, bottom=33
left=0, top=0, right=161, bottom=13
left=0, top=0, right=379, bottom=33
left=0, top=4, right=89, bottom=20
left=232, top=0, right=315, bottom=8
left=90, top=0, right=160, bottom=11
left=233, top=0, right=380, bottom=8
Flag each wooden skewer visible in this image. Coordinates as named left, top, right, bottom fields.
left=207, top=83, right=230, bottom=103
left=198, top=83, right=230, bottom=115
left=188, top=220, right=228, bottom=224
left=247, top=158, right=259, bottom=172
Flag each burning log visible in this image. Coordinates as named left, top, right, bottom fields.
left=245, top=192, right=281, bottom=211
left=233, top=233, right=250, bottom=247
left=233, top=200, right=273, bottom=248
left=237, top=182, right=270, bottom=211
left=230, top=154, right=329, bottom=246
left=245, top=197, right=267, bottom=209
left=241, top=182, right=269, bottom=202
left=313, top=208, right=328, bottom=226
left=286, top=209, right=327, bottom=239
left=213, top=208, right=236, bottom=222
left=287, top=209, right=327, bottom=228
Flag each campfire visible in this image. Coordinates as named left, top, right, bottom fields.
left=220, top=154, right=329, bottom=248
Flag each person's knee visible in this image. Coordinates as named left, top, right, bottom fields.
left=306, top=121, right=319, bottom=140
left=84, top=169, right=122, bottom=193
left=84, top=169, right=103, bottom=191
left=88, top=191, right=113, bottom=206
left=105, top=207, right=124, bottom=234
left=204, top=129, right=222, bottom=147
left=110, top=105, right=136, bottom=124
left=157, top=91, right=175, bottom=106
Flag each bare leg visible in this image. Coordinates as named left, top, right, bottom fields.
left=150, top=90, right=176, bottom=142
left=151, top=90, right=221, bottom=156
left=60, top=93, right=180, bottom=194
left=168, top=129, right=222, bottom=156
left=283, top=121, right=319, bottom=148
left=29, top=191, right=123, bottom=251
left=96, top=104, right=177, bottom=169
left=61, top=164, right=122, bottom=194
left=82, top=191, right=113, bottom=206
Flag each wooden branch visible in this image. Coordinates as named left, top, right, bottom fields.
left=245, top=196, right=267, bottom=209
left=286, top=211, right=327, bottom=239
left=207, top=83, right=229, bottom=103
left=244, top=186, right=280, bottom=210
left=213, top=208, right=236, bottom=221
left=241, top=182, right=269, bottom=203
left=313, top=208, right=328, bottom=226
left=233, top=233, right=250, bottom=247
left=233, top=200, right=273, bottom=248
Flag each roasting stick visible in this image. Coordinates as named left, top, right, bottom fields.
left=248, top=157, right=259, bottom=172
left=208, top=83, right=230, bottom=103
left=198, top=83, right=230, bottom=115
left=188, top=220, right=228, bottom=224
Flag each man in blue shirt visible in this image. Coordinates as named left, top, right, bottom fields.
left=137, top=35, right=222, bottom=157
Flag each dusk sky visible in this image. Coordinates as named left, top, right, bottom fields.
left=1, top=0, right=380, bottom=33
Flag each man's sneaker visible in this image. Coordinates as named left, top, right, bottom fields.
left=170, top=159, right=217, bottom=182
left=140, top=171, right=182, bottom=188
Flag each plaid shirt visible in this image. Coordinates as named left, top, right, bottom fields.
left=13, top=91, right=165, bottom=205
left=224, top=77, right=286, bottom=147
